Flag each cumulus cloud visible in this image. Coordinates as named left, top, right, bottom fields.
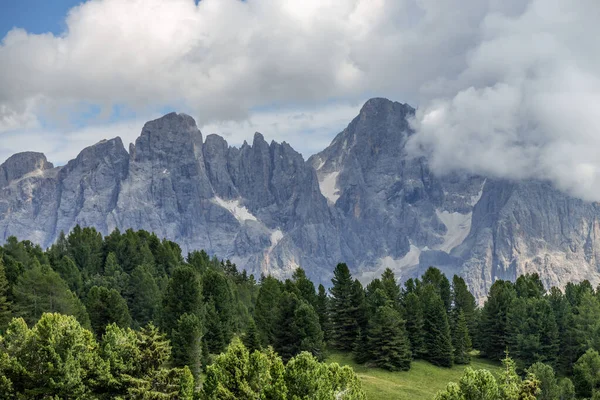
left=1, top=0, right=599, bottom=200
left=409, top=0, right=600, bottom=201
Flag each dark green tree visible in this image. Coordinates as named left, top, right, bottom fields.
left=404, top=291, right=426, bottom=358
left=366, top=304, right=412, bottom=371
left=422, top=267, right=452, bottom=312
left=292, top=268, right=317, bottom=307
left=86, top=285, right=131, bottom=336
left=293, top=301, right=325, bottom=360
left=162, top=265, right=203, bottom=335
left=573, top=348, right=600, bottom=398
left=242, top=317, right=261, bottom=353
left=201, top=269, right=236, bottom=354
left=254, top=275, right=282, bottom=346
left=0, top=258, right=11, bottom=330
left=452, top=310, right=471, bottom=364
left=381, top=268, right=401, bottom=310
left=12, top=263, right=90, bottom=328
left=329, top=263, right=358, bottom=351
left=526, top=362, right=559, bottom=400
left=67, top=225, right=103, bottom=277
left=53, top=256, right=83, bottom=296
left=421, top=284, right=454, bottom=367
left=515, top=273, right=545, bottom=299
left=480, top=279, right=516, bottom=360
left=316, top=284, right=330, bottom=342
left=170, top=312, right=203, bottom=379
left=127, top=264, right=161, bottom=326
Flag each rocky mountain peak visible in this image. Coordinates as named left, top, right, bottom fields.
left=0, top=152, right=54, bottom=188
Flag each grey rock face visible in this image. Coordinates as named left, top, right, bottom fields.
left=1, top=102, right=600, bottom=299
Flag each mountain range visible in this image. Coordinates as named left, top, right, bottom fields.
left=2, top=98, right=599, bottom=300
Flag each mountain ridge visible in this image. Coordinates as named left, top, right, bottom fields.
left=1, top=99, right=599, bottom=300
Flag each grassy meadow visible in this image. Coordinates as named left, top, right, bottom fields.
left=327, top=352, right=502, bottom=400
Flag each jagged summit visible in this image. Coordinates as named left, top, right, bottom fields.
left=0, top=151, right=54, bottom=188
left=1, top=99, right=600, bottom=299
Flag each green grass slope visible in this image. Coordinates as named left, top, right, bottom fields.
left=327, top=352, right=501, bottom=400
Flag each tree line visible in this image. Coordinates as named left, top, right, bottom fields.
left=2, top=226, right=600, bottom=398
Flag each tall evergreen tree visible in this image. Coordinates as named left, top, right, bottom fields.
left=12, top=263, right=90, bottom=328
left=421, top=284, right=454, bottom=367
left=292, top=268, right=317, bottom=307
left=162, top=265, right=203, bottom=335
left=242, top=317, right=261, bottom=353
left=451, top=275, right=477, bottom=340
left=254, top=275, right=282, bottom=346
left=366, top=305, right=412, bottom=371
left=316, top=284, right=330, bottom=342
left=0, top=258, right=11, bottom=330
left=293, top=301, right=325, bottom=360
left=381, top=268, right=401, bottom=310
left=201, top=269, right=236, bottom=354
left=127, top=264, right=161, bottom=326
left=422, top=267, right=452, bottom=312
left=452, top=310, right=471, bottom=365
left=86, top=285, right=131, bottom=336
left=329, top=263, right=359, bottom=351
left=54, top=256, right=83, bottom=296
left=273, top=291, right=301, bottom=361
left=403, top=291, right=426, bottom=358
left=171, top=312, right=203, bottom=379
left=480, top=279, right=516, bottom=360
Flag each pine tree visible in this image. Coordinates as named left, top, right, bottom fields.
left=452, top=310, right=471, bottom=364
left=201, top=269, right=236, bottom=354
left=127, top=264, right=161, bottom=326
left=293, top=268, right=317, bottom=307
left=451, top=275, right=476, bottom=340
left=274, top=291, right=302, bottom=361
left=316, top=284, right=330, bottom=342
left=403, top=291, right=426, bottom=358
left=381, top=268, right=401, bottom=310
left=329, top=263, right=359, bottom=351
left=366, top=305, right=412, bottom=371
left=294, top=301, right=325, bottom=360
left=162, top=265, right=203, bottom=335
left=86, top=285, right=131, bottom=336
left=480, top=279, right=516, bottom=360
left=0, top=258, right=11, bottom=330
left=254, top=275, right=282, bottom=346
left=242, top=317, right=261, bottom=353
left=171, top=313, right=203, bottom=379
left=422, top=267, right=452, bottom=312
left=421, top=284, right=454, bottom=367
left=54, top=256, right=83, bottom=295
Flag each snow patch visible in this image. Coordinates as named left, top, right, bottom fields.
left=212, top=196, right=258, bottom=223
left=436, top=210, right=472, bottom=252
left=319, top=171, right=340, bottom=204
left=360, top=245, right=422, bottom=281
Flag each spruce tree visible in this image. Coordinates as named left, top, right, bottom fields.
left=274, top=291, right=301, bottom=361
left=329, top=263, right=359, bottom=351
left=404, top=291, right=426, bottom=358
left=451, top=275, right=477, bottom=342
left=422, top=267, right=452, bottom=312
left=292, top=268, right=317, bottom=307
left=162, top=265, right=203, bottom=336
left=421, top=284, right=454, bottom=367
left=480, top=279, right=516, bottom=360
left=254, top=275, right=282, bottom=346
left=366, top=305, right=412, bottom=371
left=316, top=284, right=330, bottom=342
left=171, top=312, right=203, bottom=379
left=86, top=285, right=131, bottom=336
left=293, top=301, right=325, bottom=360
left=452, top=310, right=471, bottom=364
left=201, top=269, right=236, bottom=354
left=242, top=317, right=261, bottom=353
left=0, top=258, right=11, bottom=330
left=127, top=264, right=161, bottom=326
left=381, top=268, right=401, bottom=310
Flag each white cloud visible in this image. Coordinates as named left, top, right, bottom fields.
left=1, top=0, right=599, bottom=201
left=408, top=0, right=600, bottom=201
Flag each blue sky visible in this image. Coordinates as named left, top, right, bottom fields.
left=0, top=0, right=81, bottom=37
